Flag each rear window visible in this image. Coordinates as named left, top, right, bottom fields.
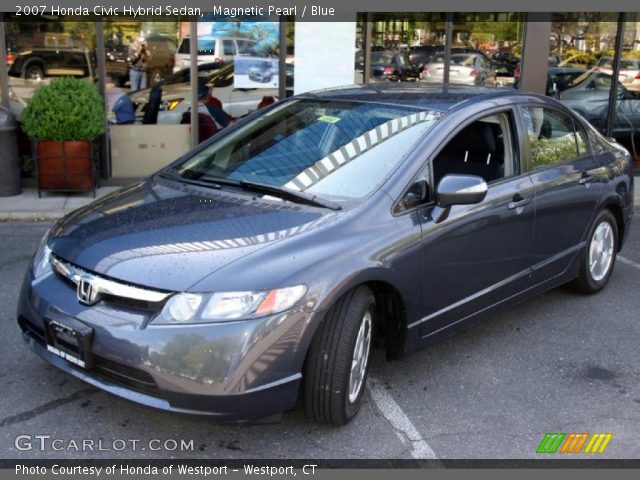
left=371, top=51, right=395, bottom=64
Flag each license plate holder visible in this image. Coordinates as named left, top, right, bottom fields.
left=45, top=316, right=94, bottom=369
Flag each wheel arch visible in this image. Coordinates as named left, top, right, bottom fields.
left=308, top=269, right=411, bottom=361
left=604, top=202, right=625, bottom=251
left=600, top=196, right=627, bottom=251
left=22, top=58, right=45, bottom=78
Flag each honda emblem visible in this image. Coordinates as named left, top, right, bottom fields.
left=77, top=278, right=100, bottom=305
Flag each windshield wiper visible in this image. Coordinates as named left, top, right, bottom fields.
left=158, top=170, right=224, bottom=190
left=200, top=175, right=342, bottom=211
left=161, top=170, right=342, bottom=210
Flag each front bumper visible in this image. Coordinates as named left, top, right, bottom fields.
left=17, top=266, right=321, bottom=420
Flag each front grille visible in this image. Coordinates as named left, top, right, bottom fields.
left=19, top=315, right=160, bottom=397
left=49, top=254, right=171, bottom=311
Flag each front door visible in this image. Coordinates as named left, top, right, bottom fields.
left=416, top=110, right=536, bottom=337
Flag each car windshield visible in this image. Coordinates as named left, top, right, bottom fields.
left=170, top=99, right=443, bottom=203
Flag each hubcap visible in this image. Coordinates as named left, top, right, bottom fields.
left=27, top=69, right=42, bottom=81
left=589, top=221, right=614, bottom=282
left=348, top=310, right=372, bottom=403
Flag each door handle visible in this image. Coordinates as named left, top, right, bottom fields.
left=578, top=172, right=594, bottom=185
left=507, top=195, right=531, bottom=210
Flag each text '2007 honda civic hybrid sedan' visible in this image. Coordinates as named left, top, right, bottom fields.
left=18, top=84, right=633, bottom=425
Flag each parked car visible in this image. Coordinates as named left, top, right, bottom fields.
left=408, top=45, right=485, bottom=70
left=492, top=50, right=520, bottom=66
left=422, top=52, right=496, bottom=86
left=143, top=34, right=177, bottom=85
left=408, top=45, right=445, bottom=69
left=595, top=56, right=640, bottom=92
left=129, top=62, right=293, bottom=123
left=18, top=84, right=633, bottom=425
left=105, top=44, right=129, bottom=87
left=248, top=60, right=274, bottom=83
left=546, top=67, right=587, bottom=96
left=559, top=71, right=640, bottom=135
left=8, top=47, right=94, bottom=81
left=369, top=50, right=420, bottom=82
left=174, top=36, right=258, bottom=73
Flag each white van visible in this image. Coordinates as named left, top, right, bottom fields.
left=174, top=36, right=258, bottom=72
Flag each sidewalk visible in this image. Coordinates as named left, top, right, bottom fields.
left=0, top=187, right=121, bottom=221
left=1, top=180, right=640, bottom=222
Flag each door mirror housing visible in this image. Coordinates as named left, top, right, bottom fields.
left=436, top=174, right=488, bottom=208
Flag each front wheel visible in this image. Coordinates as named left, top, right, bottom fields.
left=25, top=64, right=44, bottom=81
left=303, top=286, right=375, bottom=425
left=570, top=209, right=618, bottom=294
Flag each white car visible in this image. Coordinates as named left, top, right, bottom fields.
left=421, top=52, right=497, bottom=87
left=129, top=63, right=278, bottom=124
left=595, top=56, right=640, bottom=91
left=173, top=36, right=258, bottom=73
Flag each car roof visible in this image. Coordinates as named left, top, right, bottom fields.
left=299, top=83, right=546, bottom=112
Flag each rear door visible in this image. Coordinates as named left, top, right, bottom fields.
left=519, top=106, right=603, bottom=285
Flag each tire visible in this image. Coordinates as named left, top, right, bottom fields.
left=570, top=209, right=618, bottom=294
left=25, top=64, right=44, bottom=81
left=303, top=286, right=375, bottom=425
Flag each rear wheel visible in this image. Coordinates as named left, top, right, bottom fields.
left=570, top=209, right=618, bottom=294
left=303, top=286, right=375, bottom=425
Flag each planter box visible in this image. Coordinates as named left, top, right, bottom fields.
left=36, top=140, right=95, bottom=197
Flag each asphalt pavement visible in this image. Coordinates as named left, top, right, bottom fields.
left=1, top=220, right=639, bottom=460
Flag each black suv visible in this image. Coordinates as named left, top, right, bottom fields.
left=8, top=48, right=94, bottom=81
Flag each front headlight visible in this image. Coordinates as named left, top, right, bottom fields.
left=155, top=285, right=307, bottom=324
left=32, top=230, right=52, bottom=279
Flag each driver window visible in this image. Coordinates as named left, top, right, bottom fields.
left=431, top=112, right=516, bottom=188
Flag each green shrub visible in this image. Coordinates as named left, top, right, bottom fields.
left=21, top=77, right=105, bottom=142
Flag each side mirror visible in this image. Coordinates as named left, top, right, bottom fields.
left=437, top=174, right=488, bottom=208
left=396, top=179, right=429, bottom=212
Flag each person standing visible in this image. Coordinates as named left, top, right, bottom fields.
left=128, top=39, right=150, bottom=91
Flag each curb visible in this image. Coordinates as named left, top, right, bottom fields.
left=0, top=213, right=62, bottom=222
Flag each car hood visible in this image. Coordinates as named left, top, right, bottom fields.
left=48, top=178, right=335, bottom=292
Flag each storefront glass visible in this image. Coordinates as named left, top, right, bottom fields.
left=3, top=17, right=97, bottom=177
left=452, top=13, right=524, bottom=88
left=358, top=13, right=447, bottom=85
left=540, top=13, right=638, bottom=163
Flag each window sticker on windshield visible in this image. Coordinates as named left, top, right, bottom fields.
left=318, top=115, right=341, bottom=123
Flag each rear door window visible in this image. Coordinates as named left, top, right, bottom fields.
left=521, top=107, right=587, bottom=168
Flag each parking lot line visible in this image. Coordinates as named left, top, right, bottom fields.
left=367, top=376, right=438, bottom=459
left=618, top=255, right=640, bottom=270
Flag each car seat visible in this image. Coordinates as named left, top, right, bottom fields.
left=433, top=122, right=503, bottom=185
